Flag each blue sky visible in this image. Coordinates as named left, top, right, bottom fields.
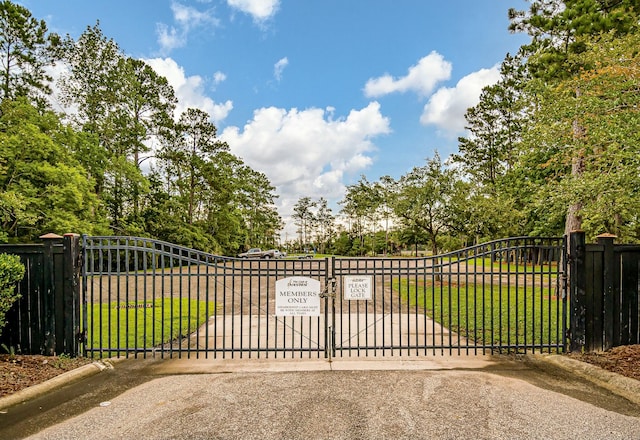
left=23, top=0, right=529, bottom=236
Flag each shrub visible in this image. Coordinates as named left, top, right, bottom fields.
left=0, top=253, right=25, bottom=337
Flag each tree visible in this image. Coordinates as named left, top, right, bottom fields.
left=392, top=153, right=459, bottom=256
left=0, top=99, right=107, bottom=241
left=57, top=22, right=127, bottom=230
left=373, top=176, right=396, bottom=256
left=313, top=198, right=335, bottom=254
left=517, top=32, right=640, bottom=241
left=341, top=176, right=382, bottom=256
left=509, top=0, right=640, bottom=234
left=58, top=23, right=178, bottom=232
left=454, top=53, right=528, bottom=189
left=292, top=197, right=316, bottom=251
left=0, top=252, right=24, bottom=336
left=172, top=108, right=227, bottom=225
left=113, top=56, right=176, bottom=221
left=234, top=165, right=281, bottom=250
left=0, top=0, right=57, bottom=105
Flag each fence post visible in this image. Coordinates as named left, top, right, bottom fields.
left=40, top=233, right=63, bottom=355
left=63, top=233, right=82, bottom=356
left=569, top=231, right=586, bottom=352
left=597, top=233, right=616, bottom=350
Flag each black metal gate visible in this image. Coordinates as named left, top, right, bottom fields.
left=81, top=236, right=567, bottom=359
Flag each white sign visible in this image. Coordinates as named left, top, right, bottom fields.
left=343, top=275, right=373, bottom=300
left=275, top=276, right=321, bottom=316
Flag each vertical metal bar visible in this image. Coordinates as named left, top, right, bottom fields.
left=212, top=259, right=219, bottom=359
left=506, top=240, right=512, bottom=352
left=195, top=252, right=201, bottom=359
left=106, top=240, right=112, bottom=358
left=412, top=257, right=417, bottom=355
left=149, top=241, right=156, bottom=358
left=81, top=235, right=89, bottom=358
left=240, top=259, right=246, bottom=359
left=489, top=242, right=495, bottom=352
left=523, top=240, right=529, bottom=353
left=473, top=246, right=478, bottom=355
left=561, top=236, right=568, bottom=353
left=204, top=259, right=210, bottom=358
left=140, top=241, right=147, bottom=358
left=455, top=251, right=461, bottom=355
left=331, top=258, right=336, bottom=359
left=160, top=243, right=166, bottom=359
left=430, top=254, right=435, bottom=355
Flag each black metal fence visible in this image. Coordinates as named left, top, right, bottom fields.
left=82, top=235, right=567, bottom=359
left=0, top=234, right=82, bottom=355
left=8, top=232, right=640, bottom=358
left=331, top=237, right=566, bottom=357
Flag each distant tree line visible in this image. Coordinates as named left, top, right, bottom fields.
left=0, top=1, right=281, bottom=254
left=290, top=1, right=640, bottom=256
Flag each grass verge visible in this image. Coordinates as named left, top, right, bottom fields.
left=85, top=298, right=214, bottom=357
left=396, top=279, right=565, bottom=350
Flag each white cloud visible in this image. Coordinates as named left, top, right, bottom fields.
left=220, top=102, right=390, bottom=233
left=274, top=57, right=288, bottom=81
left=213, top=71, right=227, bottom=85
left=144, top=57, right=233, bottom=122
left=227, top=0, right=280, bottom=21
left=156, top=2, right=219, bottom=53
left=364, top=51, right=451, bottom=98
left=420, top=65, right=501, bottom=134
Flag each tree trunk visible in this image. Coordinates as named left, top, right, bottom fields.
left=565, top=89, right=585, bottom=235
left=564, top=153, right=584, bottom=234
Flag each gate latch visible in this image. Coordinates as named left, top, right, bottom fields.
left=319, top=277, right=337, bottom=298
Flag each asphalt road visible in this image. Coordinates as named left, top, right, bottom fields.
left=2, top=355, right=640, bottom=440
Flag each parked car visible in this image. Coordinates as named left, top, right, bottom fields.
left=237, top=248, right=285, bottom=259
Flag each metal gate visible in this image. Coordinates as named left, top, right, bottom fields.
left=81, top=236, right=567, bottom=359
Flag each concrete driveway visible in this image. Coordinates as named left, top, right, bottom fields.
left=2, top=355, right=640, bottom=440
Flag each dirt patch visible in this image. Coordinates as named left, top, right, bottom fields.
left=568, top=344, right=640, bottom=381
left=0, top=354, right=93, bottom=397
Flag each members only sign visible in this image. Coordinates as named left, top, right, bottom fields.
left=275, top=276, right=321, bottom=316
left=343, top=275, right=373, bottom=300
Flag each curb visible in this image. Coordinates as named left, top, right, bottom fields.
left=0, top=357, right=125, bottom=411
left=530, top=354, right=640, bottom=406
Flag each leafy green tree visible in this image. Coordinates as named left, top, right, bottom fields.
left=392, top=153, right=460, bottom=255
left=331, top=230, right=353, bottom=256
left=454, top=53, right=528, bottom=189
left=153, top=108, right=280, bottom=254
left=58, top=23, right=177, bottom=233
left=292, top=197, right=316, bottom=251
left=0, top=252, right=24, bottom=336
left=114, top=57, right=176, bottom=222
left=0, top=99, right=107, bottom=241
left=172, top=108, right=228, bottom=225
left=373, top=176, right=396, bottom=256
left=0, top=0, right=57, bottom=106
left=313, top=198, right=335, bottom=254
left=57, top=22, right=121, bottom=140
left=509, top=0, right=640, bottom=234
left=510, top=0, right=640, bottom=81
left=341, top=176, right=382, bottom=256
left=233, top=164, right=281, bottom=250
left=517, top=32, right=640, bottom=241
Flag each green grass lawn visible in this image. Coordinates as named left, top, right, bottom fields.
left=440, top=256, right=559, bottom=274
left=86, top=298, right=214, bottom=356
left=396, top=279, right=565, bottom=350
